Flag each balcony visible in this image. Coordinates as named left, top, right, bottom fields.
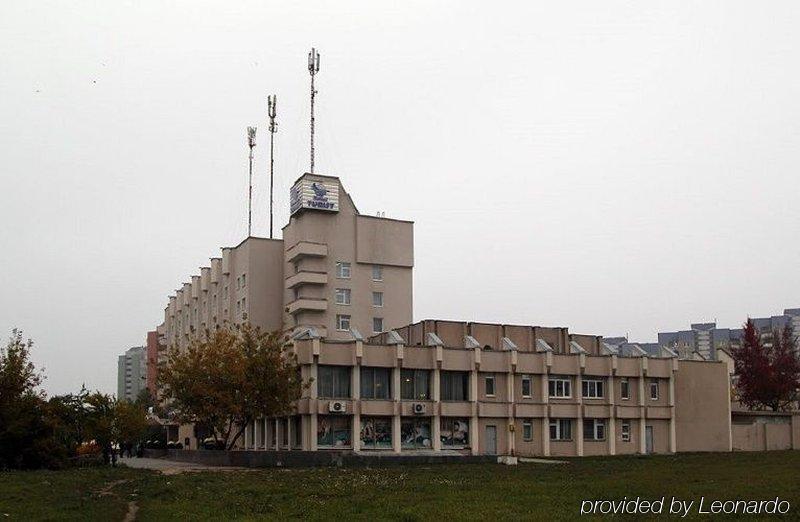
left=285, top=270, right=328, bottom=289
left=286, top=241, right=328, bottom=262
left=286, top=297, right=328, bottom=315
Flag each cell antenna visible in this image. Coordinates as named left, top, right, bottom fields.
left=308, top=47, right=320, bottom=173
left=247, top=126, right=257, bottom=237
left=267, top=94, right=278, bottom=239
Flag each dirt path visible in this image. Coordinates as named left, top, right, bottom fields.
left=94, top=478, right=138, bottom=521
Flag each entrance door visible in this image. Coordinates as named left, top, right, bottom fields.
left=485, top=425, right=497, bottom=455
left=645, top=426, right=654, bottom=454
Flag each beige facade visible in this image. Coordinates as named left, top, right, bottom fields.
left=235, top=320, right=731, bottom=457
left=162, top=173, right=413, bottom=351
left=158, top=172, right=738, bottom=458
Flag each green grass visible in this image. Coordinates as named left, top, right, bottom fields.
left=2, top=452, right=799, bottom=520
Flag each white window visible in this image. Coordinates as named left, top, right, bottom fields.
left=549, top=419, right=572, bottom=440
left=521, top=375, right=532, bottom=398
left=485, top=375, right=496, bottom=397
left=582, top=379, right=605, bottom=399
left=649, top=379, right=659, bottom=400
left=548, top=377, right=571, bottom=398
left=372, top=291, right=383, bottom=307
left=621, top=421, right=631, bottom=442
left=336, top=261, right=351, bottom=279
left=372, top=317, right=384, bottom=333
left=335, top=288, right=351, bottom=305
left=336, top=314, right=351, bottom=331
left=522, top=420, right=533, bottom=441
left=372, top=265, right=383, bottom=281
left=583, top=418, right=606, bottom=441
left=621, top=378, right=631, bottom=400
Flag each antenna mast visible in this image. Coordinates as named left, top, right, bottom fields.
left=308, top=47, right=320, bottom=173
left=246, top=126, right=257, bottom=237
left=267, top=95, right=278, bottom=239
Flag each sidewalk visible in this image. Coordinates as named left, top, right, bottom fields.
left=119, top=456, right=245, bottom=475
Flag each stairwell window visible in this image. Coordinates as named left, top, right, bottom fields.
left=372, top=291, right=383, bottom=307
left=372, top=317, right=383, bottom=333
left=335, top=288, right=351, bottom=305
left=336, top=261, right=351, bottom=279
left=336, top=314, right=351, bottom=331
left=372, top=265, right=383, bottom=281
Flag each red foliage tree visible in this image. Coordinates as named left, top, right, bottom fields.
left=732, top=319, right=800, bottom=411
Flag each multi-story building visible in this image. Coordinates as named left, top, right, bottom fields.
left=145, top=327, right=165, bottom=398
left=657, top=308, right=800, bottom=360
left=154, top=171, right=731, bottom=456
left=236, top=320, right=730, bottom=456
left=162, top=172, right=413, bottom=351
left=117, top=346, right=146, bottom=402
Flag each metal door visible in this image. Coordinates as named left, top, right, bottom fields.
left=645, top=426, right=654, bottom=454
left=485, top=425, right=497, bottom=455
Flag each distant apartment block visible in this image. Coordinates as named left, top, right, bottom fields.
left=656, top=308, right=800, bottom=360
left=117, top=346, right=146, bottom=402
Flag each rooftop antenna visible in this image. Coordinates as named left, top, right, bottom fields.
left=246, top=126, right=257, bottom=237
left=308, top=47, right=320, bottom=173
left=267, top=95, right=278, bottom=239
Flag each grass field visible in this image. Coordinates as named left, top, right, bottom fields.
left=2, top=451, right=799, bottom=520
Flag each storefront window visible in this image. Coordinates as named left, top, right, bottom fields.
left=317, top=415, right=351, bottom=448
left=401, top=418, right=432, bottom=449
left=440, top=418, right=469, bottom=448
left=360, top=417, right=392, bottom=449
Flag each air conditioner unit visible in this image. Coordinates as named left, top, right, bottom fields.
left=412, top=403, right=426, bottom=415
left=328, top=401, right=346, bottom=414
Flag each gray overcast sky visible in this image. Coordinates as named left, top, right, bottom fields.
left=2, top=1, right=799, bottom=396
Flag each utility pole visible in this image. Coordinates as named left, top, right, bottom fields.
left=267, top=95, right=277, bottom=239
left=308, top=47, right=320, bottom=173
left=247, top=126, right=256, bottom=237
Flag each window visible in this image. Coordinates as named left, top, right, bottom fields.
left=336, top=314, right=351, bottom=331
left=649, top=379, right=659, bottom=400
left=335, top=288, right=351, bottom=305
left=360, top=417, right=392, bottom=449
left=241, top=273, right=246, bottom=287
left=372, top=317, right=384, bottom=333
left=549, top=419, right=572, bottom=441
left=441, top=371, right=470, bottom=401
left=282, top=418, right=289, bottom=447
left=522, top=420, right=533, bottom=441
left=521, top=375, right=532, bottom=398
left=236, top=276, right=240, bottom=290
left=372, top=291, right=383, bottom=307
left=317, top=415, right=351, bottom=448
left=548, top=377, right=572, bottom=398
left=236, top=300, right=241, bottom=313
left=621, top=378, right=631, bottom=400
left=440, top=418, right=469, bottom=448
left=401, top=418, right=432, bottom=449
left=336, top=261, right=351, bottom=279
left=241, top=297, right=246, bottom=312
left=317, top=365, right=351, bottom=398
left=292, top=417, right=302, bottom=448
left=582, top=379, right=605, bottom=399
left=621, top=421, right=631, bottom=442
left=484, top=374, right=496, bottom=397
left=360, top=367, right=391, bottom=399
left=401, top=369, right=430, bottom=400
left=372, top=265, right=383, bottom=281
left=583, top=418, right=607, bottom=441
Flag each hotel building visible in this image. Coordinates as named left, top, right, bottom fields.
left=159, top=172, right=732, bottom=457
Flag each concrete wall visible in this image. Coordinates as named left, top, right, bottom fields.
left=674, top=360, right=732, bottom=452
left=731, top=412, right=799, bottom=452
